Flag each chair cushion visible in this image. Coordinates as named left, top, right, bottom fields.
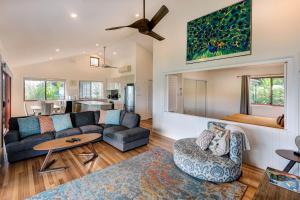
left=55, top=128, right=81, bottom=138
left=121, top=112, right=140, bottom=128
left=6, top=132, right=54, bottom=153
left=71, top=111, right=95, bottom=127
left=17, top=116, right=41, bottom=138
left=51, top=114, right=73, bottom=132
left=38, top=116, right=55, bottom=134
left=105, top=110, right=121, bottom=125
left=105, top=127, right=150, bottom=143
left=103, top=125, right=128, bottom=135
left=208, top=125, right=230, bottom=156
left=79, top=125, right=103, bottom=134
left=196, top=130, right=215, bottom=151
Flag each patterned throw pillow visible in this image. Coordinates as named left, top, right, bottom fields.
left=51, top=114, right=73, bottom=132
left=98, top=110, right=107, bottom=124
left=38, top=116, right=55, bottom=134
left=196, top=130, right=215, bottom=150
left=17, top=116, right=40, bottom=138
left=208, top=124, right=231, bottom=156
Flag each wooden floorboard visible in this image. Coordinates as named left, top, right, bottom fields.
left=0, top=120, right=264, bottom=200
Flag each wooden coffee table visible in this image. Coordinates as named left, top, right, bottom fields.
left=276, top=149, right=300, bottom=172
left=34, top=133, right=101, bottom=173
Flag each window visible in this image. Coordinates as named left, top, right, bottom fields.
left=79, top=81, right=104, bottom=99
left=250, top=77, right=284, bottom=106
left=24, top=79, right=65, bottom=101
left=90, top=57, right=99, bottom=67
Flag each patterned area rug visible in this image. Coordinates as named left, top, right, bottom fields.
left=28, top=148, right=247, bottom=200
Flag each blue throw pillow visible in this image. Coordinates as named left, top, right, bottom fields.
left=17, top=116, right=40, bottom=138
left=51, top=114, right=73, bottom=132
left=105, top=110, right=121, bottom=125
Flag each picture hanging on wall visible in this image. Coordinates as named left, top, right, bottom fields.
left=187, top=0, right=251, bottom=63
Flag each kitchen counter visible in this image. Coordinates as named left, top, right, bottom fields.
left=77, top=101, right=112, bottom=106
left=76, top=101, right=112, bottom=111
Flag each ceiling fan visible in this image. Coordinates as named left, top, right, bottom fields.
left=105, top=0, right=169, bottom=41
left=101, top=46, right=117, bottom=69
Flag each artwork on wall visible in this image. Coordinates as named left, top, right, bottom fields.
left=187, top=0, right=251, bottom=63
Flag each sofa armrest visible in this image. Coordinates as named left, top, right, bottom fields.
left=229, top=132, right=243, bottom=164
left=4, top=130, right=20, bottom=144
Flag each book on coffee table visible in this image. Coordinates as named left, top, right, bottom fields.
left=266, top=167, right=300, bottom=193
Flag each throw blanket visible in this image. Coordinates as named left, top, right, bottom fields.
left=226, top=124, right=251, bottom=151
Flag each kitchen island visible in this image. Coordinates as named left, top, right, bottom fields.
left=76, top=101, right=113, bottom=111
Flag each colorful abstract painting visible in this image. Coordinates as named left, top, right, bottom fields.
left=187, top=0, right=251, bottom=63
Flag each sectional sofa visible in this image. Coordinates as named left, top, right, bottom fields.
left=4, top=110, right=150, bottom=163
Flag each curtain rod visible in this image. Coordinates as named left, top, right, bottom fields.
left=236, top=73, right=284, bottom=78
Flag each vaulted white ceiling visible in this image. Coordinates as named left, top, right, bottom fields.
left=0, top=0, right=166, bottom=67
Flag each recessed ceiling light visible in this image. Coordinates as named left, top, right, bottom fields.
left=113, top=51, right=117, bottom=55
left=96, top=43, right=99, bottom=47
left=82, top=51, right=86, bottom=54
left=98, top=52, right=102, bottom=55
left=135, top=13, right=140, bottom=18
left=49, top=57, right=53, bottom=60
left=55, top=48, right=60, bottom=52
left=70, top=13, right=78, bottom=19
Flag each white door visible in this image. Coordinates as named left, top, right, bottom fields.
left=196, top=80, right=207, bottom=116
left=167, top=75, right=178, bottom=112
left=183, top=79, right=206, bottom=116
left=183, top=79, right=197, bottom=115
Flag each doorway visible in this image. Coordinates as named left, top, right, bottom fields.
left=1, top=65, right=11, bottom=147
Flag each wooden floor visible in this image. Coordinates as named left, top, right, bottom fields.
left=0, top=119, right=264, bottom=200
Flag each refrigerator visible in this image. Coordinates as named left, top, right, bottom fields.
left=124, top=83, right=135, bottom=112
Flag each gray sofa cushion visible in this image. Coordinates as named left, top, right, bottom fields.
left=80, top=125, right=103, bottom=134
left=55, top=128, right=81, bottom=138
left=71, top=111, right=95, bottom=127
left=6, top=132, right=54, bottom=153
left=4, top=130, right=20, bottom=144
left=105, top=127, right=150, bottom=143
left=103, top=125, right=128, bottom=135
left=121, top=112, right=140, bottom=128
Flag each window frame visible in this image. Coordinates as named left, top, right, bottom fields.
left=90, top=57, right=99, bottom=67
left=250, top=76, right=284, bottom=107
left=23, top=78, right=66, bottom=101
left=79, top=80, right=104, bottom=100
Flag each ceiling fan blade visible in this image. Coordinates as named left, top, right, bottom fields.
left=149, top=5, right=169, bottom=29
left=145, top=31, right=165, bottom=41
left=105, top=26, right=127, bottom=31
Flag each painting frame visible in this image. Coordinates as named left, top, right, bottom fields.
left=186, top=0, right=252, bottom=64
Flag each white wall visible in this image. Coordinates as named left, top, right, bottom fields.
left=110, top=39, right=153, bottom=120
left=135, top=44, right=153, bottom=119
left=0, top=40, right=8, bottom=64
left=110, top=37, right=137, bottom=78
left=153, top=0, right=300, bottom=174
left=11, top=54, right=113, bottom=117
